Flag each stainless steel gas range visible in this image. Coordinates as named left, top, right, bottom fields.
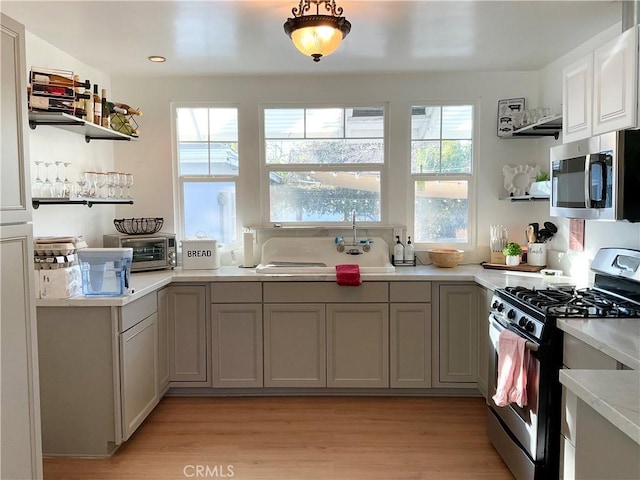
left=487, top=247, right=640, bottom=480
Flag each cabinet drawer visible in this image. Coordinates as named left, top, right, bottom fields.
left=121, top=292, right=157, bottom=332
left=211, top=282, right=262, bottom=303
left=264, top=282, right=388, bottom=303
left=563, top=334, right=619, bottom=369
left=389, top=282, right=431, bottom=302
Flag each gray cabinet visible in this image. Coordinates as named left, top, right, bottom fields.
left=156, top=287, right=170, bottom=393
left=211, top=304, right=263, bottom=387
left=264, top=304, right=326, bottom=387
left=476, top=286, right=491, bottom=398
left=327, top=303, right=389, bottom=388
left=432, top=283, right=478, bottom=387
left=168, top=285, right=207, bottom=384
left=120, top=313, right=158, bottom=441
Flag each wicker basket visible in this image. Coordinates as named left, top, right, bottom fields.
left=113, top=217, right=163, bottom=235
left=428, top=248, right=464, bottom=268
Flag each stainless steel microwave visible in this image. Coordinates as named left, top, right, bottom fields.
left=550, top=130, right=640, bottom=221
left=103, top=233, right=176, bottom=272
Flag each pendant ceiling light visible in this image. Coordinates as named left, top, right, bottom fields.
left=284, top=0, right=352, bottom=62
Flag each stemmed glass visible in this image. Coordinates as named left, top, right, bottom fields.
left=86, top=171, right=98, bottom=197
left=63, top=162, right=72, bottom=198
left=96, top=172, right=107, bottom=199
left=32, top=161, right=44, bottom=198
left=107, top=172, right=119, bottom=199
left=53, top=161, right=64, bottom=198
left=125, top=173, right=134, bottom=199
left=42, top=162, right=54, bottom=198
left=76, top=172, right=88, bottom=198
left=117, top=172, right=128, bottom=199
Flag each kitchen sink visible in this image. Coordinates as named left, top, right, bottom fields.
left=255, top=237, right=395, bottom=274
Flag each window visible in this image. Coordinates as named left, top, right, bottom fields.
left=175, top=106, right=238, bottom=243
left=411, top=105, right=474, bottom=244
left=264, top=106, right=385, bottom=223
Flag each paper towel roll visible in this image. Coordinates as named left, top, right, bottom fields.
left=243, top=231, right=254, bottom=267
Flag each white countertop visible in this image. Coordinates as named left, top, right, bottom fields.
left=558, top=318, right=640, bottom=370
left=560, top=369, right=640, bottom=445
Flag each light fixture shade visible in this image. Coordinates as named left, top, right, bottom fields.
left=284, top=1, right=351, bottom=62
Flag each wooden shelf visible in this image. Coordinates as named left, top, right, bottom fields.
left=28, top=112, right=138, bottom=143
left=502, top=114, right=563, bottom=140
left=32, top=197, right=134, bottom=209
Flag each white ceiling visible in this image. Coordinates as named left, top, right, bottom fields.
left=0, top=1, right=623, bottom=77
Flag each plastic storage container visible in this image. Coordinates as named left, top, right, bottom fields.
left=77, top=248, right=133, bottom=296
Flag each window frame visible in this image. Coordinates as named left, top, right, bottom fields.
left=409, top=101, right=478, bottom=250
left=171, top=102, right=241, bottom=243
left=260, top=103, right=389, bottom=226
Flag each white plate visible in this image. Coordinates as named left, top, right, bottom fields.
left=503, top=164, right=539, bottom=196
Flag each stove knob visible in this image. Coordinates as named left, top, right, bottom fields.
left=518, top=316, right=527, bottom=327
left=491, top=300, right=499, bottom=310
left=507, top=309, right=516, bottom=319
left=525, top=321, right=535, bottom=333
left=497, top=303, right=505, bottom=313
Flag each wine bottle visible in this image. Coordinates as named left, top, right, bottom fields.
left=93, top=84, right=102, bottom=125
left=73, top=75, right=84, bottom=118
left=114, top=102, right=143, bottom=116
left=106, top=102, right=127, bottom=115
left=31, top=84, right=75, bottom=97
left=101, top=88, right=109, bottom=127
left=84, top=85, right=94, bottom=123
left=31, top=71, right=90, bottom=89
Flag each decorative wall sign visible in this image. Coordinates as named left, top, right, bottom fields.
left=497, top=97, right=525, bottom=137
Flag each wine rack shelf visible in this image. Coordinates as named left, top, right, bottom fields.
left=32, top=198, right=134, bottom=209
left=28, top=112, right=138, bottom=143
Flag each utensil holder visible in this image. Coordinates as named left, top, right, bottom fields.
left=490, top=252, right=506, bottom=264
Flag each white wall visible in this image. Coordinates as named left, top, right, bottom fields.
left=25, top=33, right=115, bottom=247
left=537, top=20, right=640, bottom=275
left=111, top=71, right=550, bottom=263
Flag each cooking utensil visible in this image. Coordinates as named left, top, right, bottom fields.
left=544, top=221, right=558, bottom=234
left=526, top=225, right=537, bottom=243
left=537, top=228, right=553, bottom=242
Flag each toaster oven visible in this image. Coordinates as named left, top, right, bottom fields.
left=103, top=233, right=176, bottom=272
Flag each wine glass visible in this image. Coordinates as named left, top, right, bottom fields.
left=86, top=171, right=98, bottom=197
left=63, top=162, right=72, bottom=198
left=125, top=173, right=134, bottom=199
left=107, top=171, right=119, bottom=199
left=76, top=172, right=88, bottom=198
left=117, top=172, right=128, bottom=199
left=96, top=172, right=107, bottom=199
left=42, top=162, right=53, bottom=197
left=53, top=161, right=64, bottom=198
left=32, top=161, right=44, bottom=198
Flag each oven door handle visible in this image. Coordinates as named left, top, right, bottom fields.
left=489, top=314, right=539, bottom=352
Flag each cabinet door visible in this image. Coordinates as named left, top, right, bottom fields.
left=390, top=303, right=431, bottom=388
left=476, top=287, right=491, bottom=399
left=168, top=285, right=207, bottom=383
left=211, top=304, right=263, bottom=388
left=120, top=313, right=158, bottom=441
left=156, top=287, right=170, bottom=392
left=562, top=53, right=593, bottom=143
left=1, top=14, right=30, bottom=224
left=264, top=304, right=326, bottom=387
left=434, top=284, right=478, bottom=385
left=1, top=225, right=42, bottom=479
left=593, top=26, right=638, bottom=135
left=327, top=304, right=389, bottom=388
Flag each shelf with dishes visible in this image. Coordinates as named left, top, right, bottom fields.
left=502, top=114, right=563, bottom=140
left=28, top=112, right=138, bottom=143
left=32, top=197, right=134, bottom=209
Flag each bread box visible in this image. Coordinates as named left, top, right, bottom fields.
left=181, top=238, right=220, bottom=270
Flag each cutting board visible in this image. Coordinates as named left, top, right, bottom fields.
left=481, top=262, right=545, bottom=272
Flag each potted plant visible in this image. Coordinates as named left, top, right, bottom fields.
left=503, top=242, right=523, bottom=266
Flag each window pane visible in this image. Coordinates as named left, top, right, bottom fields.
left=441, top=140, right=472, bottom=173
left=178, top=142, right=238, bottom=175
left=415, top=180, right=468, bottom=243
left=265, top=139, right=384, bottom=165
left=411, top=106, right=441, bottom=140
left=209, top=108, right=238, bottom=142
left=442, top=105, right=473, bottom=139
left=270, top=171, right=380, bottom=222
left=183, top=182, right=237, bottom=243
left=264, top=109, right=304, bottom=138
left=346, top=107, right=384, bottom=138
left=177, top=108, right=208, bottom=142
left=305, top=108, right=343, bottom=138
left=411, top=140, right=440, bottom=173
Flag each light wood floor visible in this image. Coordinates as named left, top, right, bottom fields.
left=44, top=396, right=513, bottom=480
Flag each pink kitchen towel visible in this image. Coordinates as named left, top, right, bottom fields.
left=492, top=329, right=529, bottom=408
left=335, top=264, right=361, bottom=286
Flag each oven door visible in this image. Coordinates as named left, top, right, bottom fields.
left=121, top=236, right=170, bottom=271
left=488, top=314, right=541, bottom=461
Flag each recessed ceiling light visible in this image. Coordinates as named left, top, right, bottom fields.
left=148, top=56, right=166, bottom=63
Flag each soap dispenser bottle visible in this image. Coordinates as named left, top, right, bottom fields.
left=404, top=236, right=414, bottom=265
left=393, top=236, right=404, bottom=265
